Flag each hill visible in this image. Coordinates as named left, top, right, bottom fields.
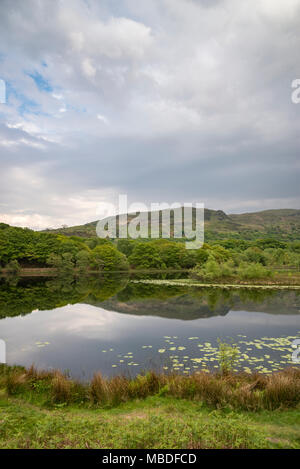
left=42, top=208, right=300, bottom=242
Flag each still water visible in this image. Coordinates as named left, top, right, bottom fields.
left=0, top=274, right=299, bottom=380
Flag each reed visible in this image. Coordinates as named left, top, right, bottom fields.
left=1, top=364, right=299, bottom=411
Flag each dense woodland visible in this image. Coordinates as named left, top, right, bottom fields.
left=1, top=222, right=300, bottom=280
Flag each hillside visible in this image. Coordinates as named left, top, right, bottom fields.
left=42, top=208, right=300, bottom=241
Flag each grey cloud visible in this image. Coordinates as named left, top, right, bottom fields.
left=0, top=0, right=299, bottom=228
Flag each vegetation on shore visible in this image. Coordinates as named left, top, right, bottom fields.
left=1, top=364, right=299, bottom=412
left=1, top=222, right=300, bottom=283
left=0, top=364, right=299, bottom=449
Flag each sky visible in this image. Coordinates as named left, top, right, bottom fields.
left=0, top=0, right=299, bottom=230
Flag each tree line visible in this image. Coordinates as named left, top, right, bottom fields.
left=1, top=223, right=300, bottom=279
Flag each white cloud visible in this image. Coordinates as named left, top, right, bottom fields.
left=0, top=0, right=299, bottom=228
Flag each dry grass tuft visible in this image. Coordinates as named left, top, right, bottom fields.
left=51, top=371, right=72, bottom=403
left=1, top=364, right=299, bottom=411
left=264, top=368, right=300, bottom=410
left=5, top=371, right=27, bottom=395
left=90, top=372, right=108, bottom=404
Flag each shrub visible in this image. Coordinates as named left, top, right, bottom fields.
left=237, top=262, right=273, bottom=280
left=217, top=339, right=239, bottom=375
left=191, top=260, right=234, bottom=281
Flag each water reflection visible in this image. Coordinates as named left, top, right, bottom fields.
left=1, top=273, right=300, bottom=320
left=0, top=274, right=299, bottom=379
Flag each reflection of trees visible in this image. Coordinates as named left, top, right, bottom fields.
left=116, top=282, right=185, bottom=302
left=1, top=273, right=300, bottom=321
left=0, top=273, right=129, bottom=319
left=130, top=271, right=184, bottom=281
left=85, top=273, right=129, bottom=302
left=102, top=283, right=300, bottom=320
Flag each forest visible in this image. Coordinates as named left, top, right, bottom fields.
left=1, top=222, right=300, bottom=281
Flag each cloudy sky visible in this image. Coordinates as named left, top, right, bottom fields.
left=0, top=0, right=299, bottom=229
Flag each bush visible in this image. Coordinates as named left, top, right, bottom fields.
left=237, top=262, right=273, bottom=280
left=217, top=340, right=239, bottom=374
left=191, top=260, right=234, bottom=281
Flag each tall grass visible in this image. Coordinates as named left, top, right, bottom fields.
left=1, top=364, right=299, bottom=411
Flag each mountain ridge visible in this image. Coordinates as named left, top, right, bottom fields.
left=41, top=207, right=300, bottom=241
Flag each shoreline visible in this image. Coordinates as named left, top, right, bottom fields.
left=131, top=279, right=300, bottom=290
left=1, top=363, right=299, bottom=409
left=1, top=267, right=300, bottom=288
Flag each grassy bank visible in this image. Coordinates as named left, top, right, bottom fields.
left=1, top=394, right=299, bottom=449
left=0, top=365, right=299, bottom=449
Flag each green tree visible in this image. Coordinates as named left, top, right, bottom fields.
left=5, top=259, right=20, bottom=275
left=244, top=247, right=266, bottom=265
left=75, top=250, right=91, bottom=273
left=47, top=253, right=63, bottom=269
left=117, top=239, right=135, bottom=257
left=129, top=244, right=166, bottom=269
left=91, top=245, right=128, bottom=271
left=61, top=252, right=75, bottom=273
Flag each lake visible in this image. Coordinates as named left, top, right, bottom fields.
left=0, top=274, right=299, bottom=380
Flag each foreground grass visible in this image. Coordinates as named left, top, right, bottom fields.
left=0, top=393, right=299, bottom=449
left=0, top=365, right=300, bottom=448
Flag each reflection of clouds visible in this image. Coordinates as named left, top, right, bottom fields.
left=227, top=311, right=300, bottom=327
left=1, top=303, right=299, bottom=376
left=44, top=304, right=119, bottom=337
left=44, top=304, right=150, bottom=338
left=2, top=306, right=300, bottom=347
left=1, top=1, right=300, bottom=229
left=1, top=303, right=157, bottom=346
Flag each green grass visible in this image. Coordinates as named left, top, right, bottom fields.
left=0, top=365, right=299, bottom=448
left=0, top=394, right=299, bottom=449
